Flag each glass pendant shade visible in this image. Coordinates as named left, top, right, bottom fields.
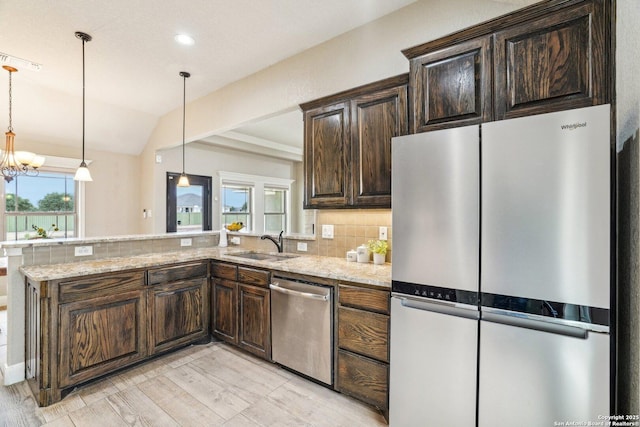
left=177, top=173, right=190, bottom=187
left=74, top=161, right=93, bottom=181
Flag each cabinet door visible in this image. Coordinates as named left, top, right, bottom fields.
left=58, top=289, right=147, bottom=388
left=494, top=0, right=608, bottom=120
left=351, top=85, right=407, bottom=207
left=304, top=102, right=351, bottom=208
left=409, top=36, right=492, bottom=133
left=148, top=278, right=209, bottom=354
left=238, top=284, right=271, bottom=360
left=212, top=278, right=237, bottom=343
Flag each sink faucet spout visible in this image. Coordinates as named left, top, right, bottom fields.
left=260, top=230, right=284, bottom=253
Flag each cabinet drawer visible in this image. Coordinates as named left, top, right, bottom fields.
left=59, top=271, right=145, bottom=303
left=337, top=349, right=388, bottom=409
left=238, top=267, right=270, bottom=287
left=338, top=306, right=389, bottom=363
left=211, top=262, right=237, bottom=280
left=147, top=262, right=207, bottom=285
left=338, top=285, right=389, bottom=314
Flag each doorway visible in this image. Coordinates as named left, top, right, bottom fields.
left=166, top=172, right=212, bottom=233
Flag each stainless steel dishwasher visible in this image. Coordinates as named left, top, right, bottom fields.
left=270, top=277, right=333, bottom=385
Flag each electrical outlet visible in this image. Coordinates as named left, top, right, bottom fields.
left=230, top=237, right=241, bottom=245
left=321, top=224, right=334, bottom=239
left=379, top=226, right=388, bottom=241
left=297, top=242, right=308, bottom=252
left=74, top=246, right=93, bottom=257
left=180, top=238, right=192, bottom=247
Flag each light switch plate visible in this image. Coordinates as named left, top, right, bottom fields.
left=321, top=224, right=334, bottom=239
left=74, top=246, right=93, bottom=257
left=180, top=238, right=192, bottom=247
left=230, top=237, right=241, bottom=245
left=297, top=242, right=308, bottom=251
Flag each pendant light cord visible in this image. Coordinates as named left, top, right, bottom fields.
left=182, top=73, right=186, bottom=175
left=82, top=36, right=86, bottom=163
left=7, top=70, right=12, bottom=132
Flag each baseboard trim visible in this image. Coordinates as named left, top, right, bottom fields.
left=3, top=361, right=25, bottom=385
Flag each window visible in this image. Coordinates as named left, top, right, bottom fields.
left=221, top=183, right=252, bottom=232
left=4, top=171, right=76, bottom=240
left=264, top=187, right=287, bottom=234
left=218, top=172, right=293, bottom=234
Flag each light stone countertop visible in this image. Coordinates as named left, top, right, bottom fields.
left=20, top=247, right=391, bottom=289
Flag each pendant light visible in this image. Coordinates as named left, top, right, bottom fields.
left=74, top=31, right=93, bottom=182
left=177, top=71, right=190, bottom=187
left=0, top=65, right=45, bottom=182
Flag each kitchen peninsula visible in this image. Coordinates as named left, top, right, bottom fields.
left=2, top=231, right=390, bottom=410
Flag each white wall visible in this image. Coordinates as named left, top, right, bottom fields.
left=140, top=0, right=538, bottom=234
left=2, top=138, right=141, bottom=237
left=151, top=142, right=298, bottom=232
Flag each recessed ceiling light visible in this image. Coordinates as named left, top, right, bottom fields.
left=174, top=34, right=195, bottom=46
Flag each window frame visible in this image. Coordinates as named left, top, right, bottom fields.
left=218, top=171, right=293, bottom=234
left=263, top=186, right=288, bottom=234
left=3, top=169, right=80, bottom=241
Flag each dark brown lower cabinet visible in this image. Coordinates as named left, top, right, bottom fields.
left=238, top=283, right=271, bottom=359
left=148, top=277, right=209, bottom=354
left=336, top=284, right=390, bottom=411
left=26, top=261, right=209, bottom=406
left=211, top=263, right=271, bottom=361
left=58, top=289, right=148, bottom=388
left=212, top=278, right=238, bottom=344
left=337, top=349, right=389, bottom=409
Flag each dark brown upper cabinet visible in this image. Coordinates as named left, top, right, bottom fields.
left=494, top=0, right=608, bottom=119
left=303, top=102, right=351, bottom=208
left=351, top=84, right=408, bottom=207
left=408, top=36, right=492, bottom=133
left=402, top=0, right=611, bottom=130
left=301, top=74, right=408, bottom=209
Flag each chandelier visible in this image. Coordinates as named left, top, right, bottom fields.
left=1, top=65, right=45, bottom=182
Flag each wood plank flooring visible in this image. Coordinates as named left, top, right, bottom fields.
left=0, top=340, right=387, bottom=426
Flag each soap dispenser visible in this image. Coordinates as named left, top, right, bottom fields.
left=218, top=227, right=228, bottom=247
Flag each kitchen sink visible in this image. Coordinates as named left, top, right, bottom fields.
left=227, top=251, right=299, bottom=262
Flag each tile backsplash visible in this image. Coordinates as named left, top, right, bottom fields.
left=314, top=209, right=392, bottom=261
left=18, top=209, right=392, bottom=266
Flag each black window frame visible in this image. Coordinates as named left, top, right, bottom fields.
left=166, top=172, right=212, bottom=233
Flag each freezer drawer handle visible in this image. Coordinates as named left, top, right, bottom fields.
left=269, top=283, right=329, bottom=301
left=482, top=312, right=588, bottom=339
left=399, top=297, right=479, bottom=320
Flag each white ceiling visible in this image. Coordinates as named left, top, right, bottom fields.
left=0, top=0, right=416, bottom=157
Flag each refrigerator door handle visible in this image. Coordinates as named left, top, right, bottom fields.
left=481, top=312, right=588, bottom=339
left=397, top=296, right=479, bottom=320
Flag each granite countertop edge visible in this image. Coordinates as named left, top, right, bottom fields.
left=19, top=247, right=391, bottom=289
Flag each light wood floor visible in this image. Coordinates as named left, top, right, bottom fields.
left=0, top=340, right=387, bottom=426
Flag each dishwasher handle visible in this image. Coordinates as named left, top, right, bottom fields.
left=269, top=283, right=329, bottom=301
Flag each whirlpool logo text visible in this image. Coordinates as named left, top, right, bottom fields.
left=560, top=122, right=587, bottom=130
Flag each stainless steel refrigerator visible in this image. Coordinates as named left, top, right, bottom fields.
left=389, top=104, right=611, bottom=426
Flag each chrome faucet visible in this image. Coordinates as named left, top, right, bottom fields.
left=261, top=230, right=284, bottom=253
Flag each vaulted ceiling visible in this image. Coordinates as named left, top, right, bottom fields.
left=0, top=0, right=417, bottom=156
